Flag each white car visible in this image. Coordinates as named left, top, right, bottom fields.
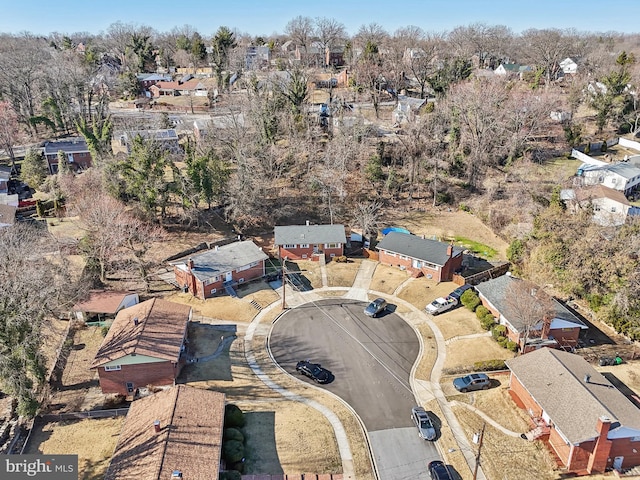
left=425, top=296, right=458, bottom=315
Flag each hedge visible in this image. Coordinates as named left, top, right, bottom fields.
left=461, top=290, right=481, bottom=311
left=224, top=404, right=245, bottom=428
left=473, top=359, right=507, bottom=371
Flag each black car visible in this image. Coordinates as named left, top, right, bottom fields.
left=448, top=284, right=475, bottom=301
left=428, top=460, right=453, bottom=480
left=295, top=360, right=331, bottom=383
left=364, top=298, right=388, bottom=317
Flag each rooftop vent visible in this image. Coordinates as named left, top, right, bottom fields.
left=584, top=374, right=591, bottom=384
left=133, top=317, right=139, bottom=326
left=171, top=471, right=182, bottom=478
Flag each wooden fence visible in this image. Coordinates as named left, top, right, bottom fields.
left=39, top=408, right=130, bottom=422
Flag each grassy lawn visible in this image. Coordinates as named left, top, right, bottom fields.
left=326, top=258, right=361, bottom=287
left=443, top=235, right=498, bottom=260
left=442, top=336, right=516, bottom=374
left=369, top=264, right=411, bottom=294
left=432, top=308, right=486, bottom=340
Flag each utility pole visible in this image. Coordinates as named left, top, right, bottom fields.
left=473, top=422, right=486, bottom=480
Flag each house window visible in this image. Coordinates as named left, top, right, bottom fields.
left=203, top=276, right=219, bottom=286
left=611, top=206, right=617, bottom=212
left=300, top=244, right=309, bottom=248
left=422, top=261, right=438, bottom=269
left=104, top=365, right=121, bottom=371
left=326, top=243, right=339, bottom=248
left=387, top=252, right=397, bottom=257
left=631, top=436, right=640, bottom=442
left=399, top=255, right=408, bottom=260
left=284, top=244, right=296, bottom=249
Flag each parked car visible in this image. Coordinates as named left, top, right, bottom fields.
left=453, top=373, right=491, bottom=393
left=448, top=284, right=475, bottom=301
left=428, top=460, right=453, bottom=480
left=425, top=297, right=458, bottom=315
left=410, top=406, right=436, bottom=440
left=296, top=360, right=331, bottom=384
left=364, top=298, right=387, bottom=317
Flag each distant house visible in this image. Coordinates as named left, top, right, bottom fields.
left=576, top=162, right=640, bottom=195
left=91, top=298, right=192, bottom=396
left=43, top=137, right=92, bottom=174
left=172, top=240, right=268, bottom=300
left=112, top=129, right=181, bottom=155
left=475, top=274, right=587, bottom=352
left=375, top=232, right=464, bottom=281
left=559, top=57, right=578, bottom=75
left=72, top=290, right=140, bottom=323
left=506, top=348, right=640, bottom=474
left=393, top=95, right=427, bottom=124
left=149, top=78, right=213, bottom=97
left=274, top=223, right=346, bottom=261
left=245, top=45, right=271, bottom=70
left=561, top=185, right=631, bottom=226
left=193, top=114, right=245, bottom=140
left=105, top=385, right=225, bottom=480
left=0, top=204, right=16, bottom=228
left=494, top=63, right=532, bottom=78
left=325, top=45, right=345, bottom=67
left=136, top=73, right=173, bottom=93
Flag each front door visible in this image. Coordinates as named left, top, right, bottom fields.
left=613, top=456, right=624, bottom=471
left=125, top=382, right=135, bottom=394
left=225, top=271, right=233, bottom=282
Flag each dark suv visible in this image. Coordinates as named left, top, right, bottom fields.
left=295, top=360, right=331, bottom=384
left=428, top=460, right=453, bottom=480
left=448, top=284, right=475, bottom=301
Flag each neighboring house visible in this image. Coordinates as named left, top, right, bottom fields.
left=112, top=129, right=181, bottom=155
left=559, top=57, right=578, bottom=75
left=91, top=298, right=192, bottom=396
left=193, top=114, right=245, bottom=140
left=43, top=137, right=92, bottom=174
left=0, top=204, right=16, bottom=228
left=375, top=232, right=464, bottom=281
left=494, top=63, right=532, bottom=77
left=150, top=78, right=212, bottom=97
left=576, top=162, right=640, bottom=195
left=274, top=223, right=346, bottom=261
left=506, top=348, right=640, bottom=474
left=172, top=240, right=268, bottom=300
left=72, top=290, right=140, bottom=323
left=561, top=185, right=631, bottom=226
left=105, top=385, right=225, bottom=480
left=475, top=274, right=588, bottom=352
left=245, top=45, right=271, bottom=70
left=325, top=45, right=345, bottom=67
left=393, top=95, right=427, bottom=124
left=136, top=73, right=173, bottom=94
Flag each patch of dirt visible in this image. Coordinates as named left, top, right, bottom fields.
left=326, top=258, right=361, bottom=287
left=24, top=417, right=124, bottom=480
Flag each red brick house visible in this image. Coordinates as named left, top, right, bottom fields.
left=475, top=274, right=588, bottom=352
left=172, top=240, right=268, bottom=300
left=375, top=232, right=464, bottom=281
left=91, top=298, right=192, bottom=396
left=274, top=223, right=346, bottom=261
left=105, top=385, right=225, bottom=480
left=43, top=137, right=93, bottom=174
left=506, top=348, right=640, bottom=474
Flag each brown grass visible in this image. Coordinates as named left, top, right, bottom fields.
left=432, top=308, right=487, bottom=340
left=292, top=260, right=323, bottom=289
left=369, top=264, right=410, bottom=294
left=414, top=323, right=438, bottom=381
left=443, top=336, right=516, bottom=372
left=24, top=417, right=124, bottom=480
left=326, top=258, right=361, bottom=287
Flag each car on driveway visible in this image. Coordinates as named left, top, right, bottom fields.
left=364, top=298, right=387, bottom=317
left=425, top=296, right=458, bottom=315
left=448, top=284, right=475, bottom=301
left=428, top=460, right=453, bottom=480
left=296, top=360, right=331, bottom=383
left=453, top=373, right=491, bottom=393
left=410, top=406, right=436, bottom=440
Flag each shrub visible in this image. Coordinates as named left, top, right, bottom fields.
left=497, top=336, right=509, bottom=348
left=334, top=255, right=348, bottom=263
left=475, top=306, right=490, bottom=320
left=100, top=326, right=109, bottom=337
left=224, top=404, right=245, bottom=428
left=506, top=340, right=519, bottom=352
left=458, top=203, right=471, bottom=212
left=473, top=359, right=506, bottom=371
left=222, top=439, right=244, bottom=464
left=491, top=324, right=507, bottom=339
left=480, top=315, right=496, bottom=331
left=600, top=141, right=607, bottom=153
left=460, top=290, right=481, bottom=311
left=223, top=427, right=245, bottom=443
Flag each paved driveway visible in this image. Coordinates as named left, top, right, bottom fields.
left=269, top=298, right=441, bottom=480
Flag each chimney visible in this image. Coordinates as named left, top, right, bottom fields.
left=154, top=420, right=161, bottom=433
left=187, top=258, right=194, bottom=271
left=447, top=243, right=453, bottom=257
left=584, top=374, right=591, bottom=384
left=133, top=317, right=139, bottom=326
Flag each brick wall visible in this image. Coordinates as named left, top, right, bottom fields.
left=97, top=361, right=178, bottom=395
left=279, top=245, right=343, bottom=261
left=175, top=261, right=265, bottom=299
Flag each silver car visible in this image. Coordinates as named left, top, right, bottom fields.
left=411, top=406, right=436, bottom=440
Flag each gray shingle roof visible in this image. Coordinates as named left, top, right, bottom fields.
left=475, top=275, right=587, bottom=333
left=506, top=348, right=640, bottom=444
left=43, top=137, right=89, bottom=155
left=375, top=232, right=463, bottom=266
left=172, top=241, right=267, bottom=282
left=274, top=224, right=346, bottom=246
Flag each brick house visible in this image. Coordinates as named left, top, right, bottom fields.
left=91, top=298, right=192, bottom=396
left=506, top=348, right=640, bottom=474
left=475, top=274, right=588, bottom=352
left=172, top=240, right=268, bottom=300
left=43, top=137, right=93, bottom=174
left=274, top=223, right=346, bottom=261
left=72, top=290, right=140, bottom=323
left=375, top=232, right=464, bottom=281
left=105, top=385, right=225, bottom=480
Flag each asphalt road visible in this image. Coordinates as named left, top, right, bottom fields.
left=269, top=298, right=441, bottom=480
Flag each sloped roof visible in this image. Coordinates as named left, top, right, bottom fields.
left=274, top=224, right=346, bottom=246
left=574, top=185, right=630, bottom=205
left=506, top=348, right=640, bottom=444
left=581, top=162, right=640, bottom=180
left=375, top=232, right=463, bottom=266
left=475, top=275, right=586, bottom=333
left=171, top=240, right=268, bottom=282
left=105, top=385, right=225, bottom=480
left=43, top=137, right=89, bottom=155
left=91, top=298, right=191, bottom=367
left=72, top=290, right=137, bottom=314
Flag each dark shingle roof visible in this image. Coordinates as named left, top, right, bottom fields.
left=375, top=232, right=463, bottom=266
left=105, top=385, right=225, bottom=480
left=274, top=224, right=346, bottom=246
left=506, top=348, right=640, bottom=444
left=475, top=275, right=587, bottom=333
left=43, top=137, right=89, bottom=155
left=171, top=240, right=268, bottom=282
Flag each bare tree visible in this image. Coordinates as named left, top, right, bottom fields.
left=314, top=17, right=346, bottom=67
left=448, top=23, right=513, bottom=69
left=517, top=28, right=576, bottom=85
left=285, top=16, right=314, bottom=66
left=0, top=101, right=21, bottom=171
left=353, top=200, right=383, bottom=241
